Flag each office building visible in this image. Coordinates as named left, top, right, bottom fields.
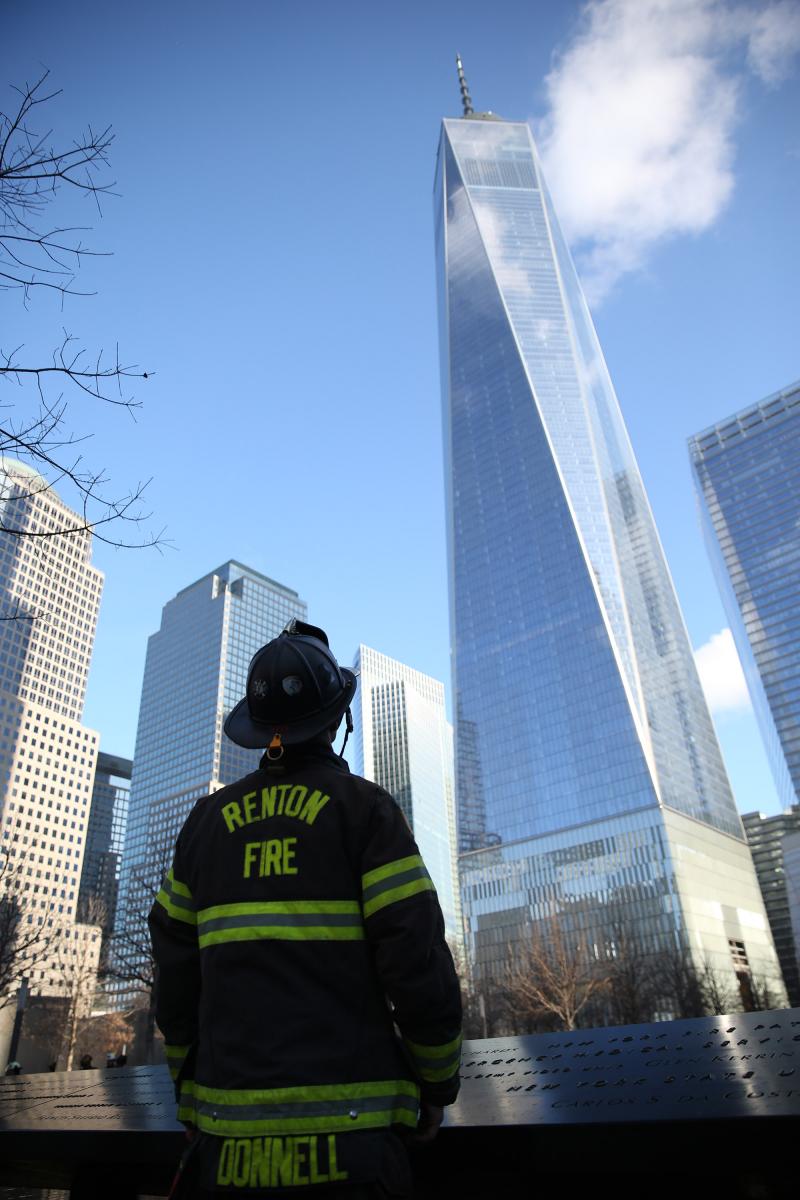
left=784, top=831, right=800, bottom=986
left=352, top=645, right=461, bottom=942
left=689, top=381, right=800, bottom=808
left=742, top=808, right=800, bottom=1006
left=434, top=68, right=783, bottom=1005
left=114, top=562, right=306, bottom=999
left=0, top=458, right=103, bottom=997
left=78, top=752, right=132, bottom=938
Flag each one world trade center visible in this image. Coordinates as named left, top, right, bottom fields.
left=435, top=63, right=782, bottom=1003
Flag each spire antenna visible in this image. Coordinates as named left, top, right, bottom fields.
left=456, top=54, right=474, bottom=117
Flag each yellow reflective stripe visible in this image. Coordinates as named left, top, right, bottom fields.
left=168, top=869, right=192, bottom=899
left=199, top=925, right=364, bottom=948
left=189, top=1080, right=415, bottom=1105
left=177, top=1078, right=420, bottom=1136
left=361, top=854, right=422, bottom=892
left=405, top=1032, right=462, bottom=1059
left=404, top=1031, right=462, bottom=1081
left=165, top=1043, right=191, bottom=1058
left=155, top=889, right=197, bottom=925
left=196, top=900, right=365, bottom=949
left=412, top=1061, right=460, bottom=1083
left=164, top=1043, right=191, bottom=1081
left=363, top=876, right=434, bottom=919
left=361, top=855, right=435, bottom=919
left=155, top=867, right=196, bottom=925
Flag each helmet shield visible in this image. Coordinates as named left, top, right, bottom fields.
left=224, top=624, right=357, bottom=749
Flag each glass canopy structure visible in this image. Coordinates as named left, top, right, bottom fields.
left=435, top=105, right=783, bottom=1004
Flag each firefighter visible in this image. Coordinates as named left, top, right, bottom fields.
left=149, top=619, right=462, bottom=1198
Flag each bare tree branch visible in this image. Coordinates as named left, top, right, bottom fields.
left=0, top=70, right=161, bottom=553
left=0, top=851, right=58, bottom=1007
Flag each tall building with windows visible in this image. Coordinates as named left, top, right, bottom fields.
left=78, top=752, right=132, bottom=938
left=689, top=381, right=800, bottom=809
left=0, top=458, right=103, bottom=997
left=351, top=645, right=460, bottom=942
left=785, top=831, right=800, bottom=986
left=741, top=807, right=800, bottom=1007
left=114, top=562, right=306, bottom=1000
left=434, top=71, right=783, bottom=1003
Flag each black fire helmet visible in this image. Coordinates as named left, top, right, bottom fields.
left=223, top=619, right=357, bottom=750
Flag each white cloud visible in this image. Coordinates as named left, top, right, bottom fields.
left=536, top=0, right=800, bottom=303
left=694, top=627, right=752, bottom=714
left=746, top=0, right=800, bottom=83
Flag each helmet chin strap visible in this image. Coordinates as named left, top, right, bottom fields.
left=338, top=708, right=354, bottom=759
left=266, top=733, right=284, bottom=761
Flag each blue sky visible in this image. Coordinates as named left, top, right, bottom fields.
left=4, top=0, right=799, bottom=815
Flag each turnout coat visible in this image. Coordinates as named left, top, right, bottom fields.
left=149, top=743, right=462, bottom=1159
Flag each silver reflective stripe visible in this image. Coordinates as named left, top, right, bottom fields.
left=361, top=865, right=430, bottom=907
left=199, top=911, right=363, bottom=935
left=192, top=1093, right=419, bottom=1123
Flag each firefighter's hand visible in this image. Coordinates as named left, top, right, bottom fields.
left=412, top=1102, right=444, bottom=1145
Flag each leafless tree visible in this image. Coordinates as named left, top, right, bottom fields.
left=0, top=70, right=160, bottom=549
left=102, top=838, right=173, bottom=1060
left=602, top=921, right=660, bottom=1025
left=0, top=851, right=56, bottom=1007
left=748, top=973, right=785, bottom=1013
left=650, top=942, right=706, bottom=1019
left=55, top=895, right=105, bottom=1069
left=697, top=954, right=736, bottom=1016
left=504, top=915, right=610, bottom=1032
left=449, top=942, right=506, bottom=1038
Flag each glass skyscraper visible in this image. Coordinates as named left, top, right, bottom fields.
left=114, top=561, right=306, bottom=1000
left=435, top=86, right=783, bottom=1003
left=351, top=645, right=461, bottom=943
left=689, top=381, right=800, bottom=809
left=741, top=807, right=800, bottom=1007
left=78, top=752, right=132, bottom=939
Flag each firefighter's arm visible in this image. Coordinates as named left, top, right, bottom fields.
left=148, top=842, right=201, bottom=1092
left=360, top=790, right=463, bottom=1107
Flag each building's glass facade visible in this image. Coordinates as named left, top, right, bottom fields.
left=435, top=112, right=783, bottom=1002
left=352, top=646, right=461, bottom=942
left=741, top=807, right=800, bottom=1006
left=689, top=382, right=800, bottom=809
left=78, top=752, right=132, bottom=938
left=785, top=830, right=800, bottom=986
left=114, top=562, right=306, bottom=1000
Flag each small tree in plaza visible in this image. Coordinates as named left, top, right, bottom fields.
left=504, top=915, right=611, bottom=1032
left=55, top=895, right=105, bottom=1069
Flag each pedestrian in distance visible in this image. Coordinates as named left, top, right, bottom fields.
left=149, top=619, right=462, bottom=1198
